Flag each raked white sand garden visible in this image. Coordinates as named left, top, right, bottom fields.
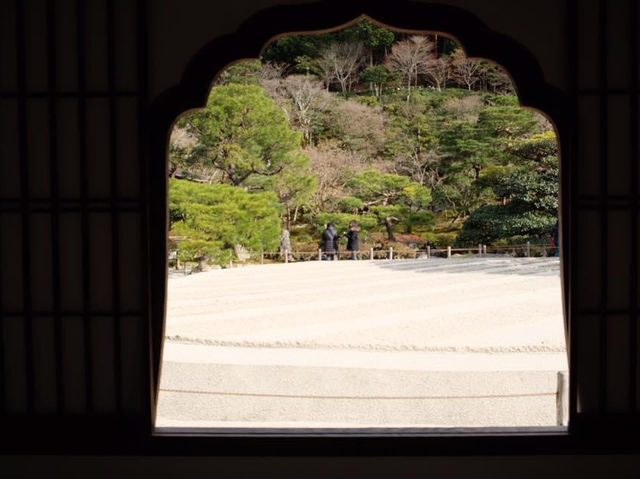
left=157, top=257, right=567, bottom=428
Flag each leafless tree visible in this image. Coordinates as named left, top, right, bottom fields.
left=422, top=56, right=451, bottom=92
left=259, top=62, right=294, bottom=122
left=395, top=149, right=443, bottom=189
left=306, top=144, right=373, bottom=212
left=259, top=61, right=289, bottom=81
left=313, top=53, right=335, bottom=91
left=386, top=35, right=435, bottom=101
left=315, top=42, right=366, bottom=95
left=281, top=75, right=329, bottom=146
left=328, top=99, right=387, bottom=157
left=450, top=49, right=482, bottom=91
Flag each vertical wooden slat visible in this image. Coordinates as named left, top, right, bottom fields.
left=107, top=0, right=123, bottom=413
left=567, top=0, right=579, bottom=428
left=598, top=0, right=609, bottom=413
left=16, top=0, right=35, bottom=414
left=0, top=217, right=5, bottom=413
left=76, top=0, right=93, bottom=413
left=47, top=0, right=64, bottom=414
left=629, top=0, right=639, bottom=412
left=137, top=0, right=153, bottom=427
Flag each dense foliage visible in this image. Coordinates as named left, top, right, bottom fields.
left=169, top=21, right=558, bottom=265
left=169, top=179, right=282, bottom=264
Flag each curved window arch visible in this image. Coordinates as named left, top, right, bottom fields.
left=148, top=2, right=571, bottom=432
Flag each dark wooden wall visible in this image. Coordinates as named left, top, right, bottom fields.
left=1, top=0, right=640, bottom=471
left=0, top=0, right=149, bottom=425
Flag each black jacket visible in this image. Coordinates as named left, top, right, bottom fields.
left=322, top=227, right=337, bottom=253
left=346, top=228, right=360, bottom=251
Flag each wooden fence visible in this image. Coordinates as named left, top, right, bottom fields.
left=258, top=241, right=559, bottom=262
left=169, top=241, right=560, bottom=272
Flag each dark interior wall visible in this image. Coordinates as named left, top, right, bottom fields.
left=1, top=0, right=640, bottom=476
left=147, top=0, right=569, bottom=97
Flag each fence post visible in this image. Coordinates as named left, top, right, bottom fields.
left=427, top=245, right=431, bottom=259
left=447, top=246, right=451, bottom=259
left=389, top=247, right=393, bottom=260
left=284, top=250, right=289, bottom=264
left=482, top=244, right=487, bottom=256
left=526, top=241, right=531, bottom=257
left=260, top=251, right=264, bottom=264
left=556, top=371, right=569, bottom=426
left=478, top=244, right=482, bottom=256
left=318, top=249, right=322, bottom=261
left=370, top=248, right=374, bottom=260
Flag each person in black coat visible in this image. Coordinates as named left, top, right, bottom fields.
left=330, top=223, right=340, bottom=259
left=322, top=223, right=337, bottom=260
left=345, top=220, right=360, bottom=260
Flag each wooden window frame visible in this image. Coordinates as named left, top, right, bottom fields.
left=141, top=0, right=634, bottom=456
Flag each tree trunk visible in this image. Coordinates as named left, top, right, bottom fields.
left=285, top=204, right=291, bottom=231
left=384, top=216, right=396, bottom=242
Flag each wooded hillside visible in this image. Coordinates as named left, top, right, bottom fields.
left=168, top=20, right=558, bottom=265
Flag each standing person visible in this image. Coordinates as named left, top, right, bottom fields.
left=330, top=222, right=340, bottom=260
left=322, top=223, right=337, bottom=260
left=345, top=220, right=360, bottom=260
left=280, top=229, right=293, bottom=262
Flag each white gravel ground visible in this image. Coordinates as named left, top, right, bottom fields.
left=157, top=256, right=568, bottom=428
